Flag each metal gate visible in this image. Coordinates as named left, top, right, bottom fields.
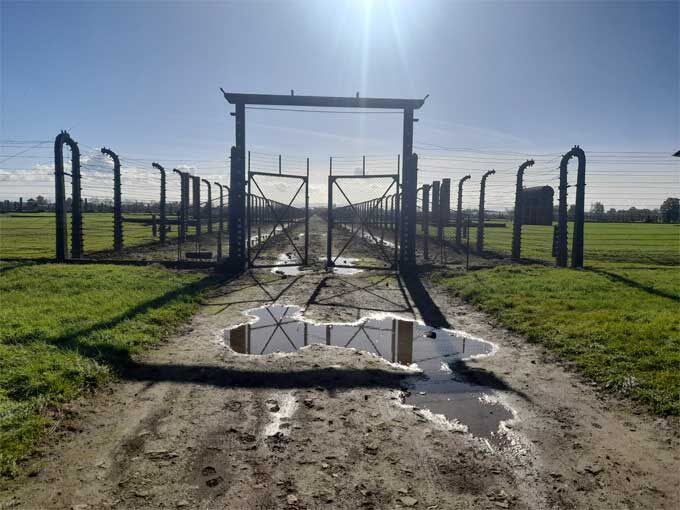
left=326, top=174, right=399, bottom=270
left=247, top=170, right=309, bottom=269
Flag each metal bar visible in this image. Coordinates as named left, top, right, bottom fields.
left=399, top=146, right=416, bottom=268
left=305, top=158, right=309, bottom=265
left=332, top=173, right=401, bottom=181
left=228, top=102, right=247, bottom=269
left=222, top=91, right=426, bottom=110
left=248, top=171, right=307, bottom=179
left=327, top=175, right=333, bottom=267
left=247, top=172, right=252, bottom=266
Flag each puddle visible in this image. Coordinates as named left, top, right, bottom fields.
left=223, top=305, right=513, bottom=445
left=250, top=226, right=286, bottom=246
left=359, top=230, right=395, bottom=248
left=270, top=253, right=308, bottom=276
left=318, top=256, right=364, bottom=275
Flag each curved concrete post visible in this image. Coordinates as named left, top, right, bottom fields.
left=570, top=146, right=586, bottom=268
left=477, top=170, right=495, bottom=253
left=511, top=160, right=535, bottom=261
left=202, top=179, right=212, bottom=233
left=172, top=169, right=187, bottom=241
left=54, top=132, right=83, bottom=259
left=101, top=148, right=123, bottom=251
left=152, top=163, right=167, bottom=244
left=456, top=175, right=471, bottom=246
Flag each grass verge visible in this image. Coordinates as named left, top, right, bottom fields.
left=435, top=263, right=680, bottom=415
left=0, top=262, right=213, bottom=476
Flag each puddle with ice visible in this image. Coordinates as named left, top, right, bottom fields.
left=223, top=305, right=513, bottom=445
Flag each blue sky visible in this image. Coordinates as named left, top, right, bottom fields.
left=1, top=0, right=678, bottom=206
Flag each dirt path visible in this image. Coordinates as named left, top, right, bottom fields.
left=1, top=216, right=678, bottom=510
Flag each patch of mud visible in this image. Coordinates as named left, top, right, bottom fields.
left=223, top=304, right=515, bottom=446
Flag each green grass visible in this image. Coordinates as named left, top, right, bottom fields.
left=435, top=263, right=680, bottom=415
left=0, top=262, right=212, bottom=476
left=0, top=212, right=196, bottom=259
left=425, top=222, right=680, bottom=266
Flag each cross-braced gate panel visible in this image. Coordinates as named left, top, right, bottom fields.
left=247, top=171, right=309, bottom=268
left=326, top=174, right=399, bottom=270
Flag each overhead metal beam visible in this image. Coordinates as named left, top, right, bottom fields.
left=221, top=90, right=426, bottom=110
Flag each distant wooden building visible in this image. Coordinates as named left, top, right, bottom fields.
left=522, top=186, right=554, bottom=225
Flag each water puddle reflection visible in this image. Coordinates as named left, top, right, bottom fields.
left=224, top=305, right=513, bottom=445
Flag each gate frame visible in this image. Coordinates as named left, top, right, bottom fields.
left=247, top=169, right=309, bottom=269
left=326, top=173, right=399, bottom=271
left=221, top=91, right=426, bottom=273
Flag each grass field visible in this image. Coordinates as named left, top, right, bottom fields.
left=0, top=212, right=196, bottom=259
left=436, top=263, right=680, bottom=415
left=427, top=221, right=680, bottom=266
left=0, top=262, right=213, bottom=476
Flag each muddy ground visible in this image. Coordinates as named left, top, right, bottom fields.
left=1, top=215, right=678, bottom=510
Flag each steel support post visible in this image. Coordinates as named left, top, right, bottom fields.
left=327, top=175, right=334, bottom=267
left=399, top=108, right=416, bottom=269
left=228, top=102, right=247, bottom=270
left=305, top=158, right=310, bottom=265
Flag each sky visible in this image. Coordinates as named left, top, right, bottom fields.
left=1, top=0, right=678, bottom=208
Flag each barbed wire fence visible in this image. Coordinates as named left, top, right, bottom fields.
left=1, top=136, right=678, bottom=269
left=415, top=144, right=679, bottom=268
left=0, top=136, right=230, bottom=264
